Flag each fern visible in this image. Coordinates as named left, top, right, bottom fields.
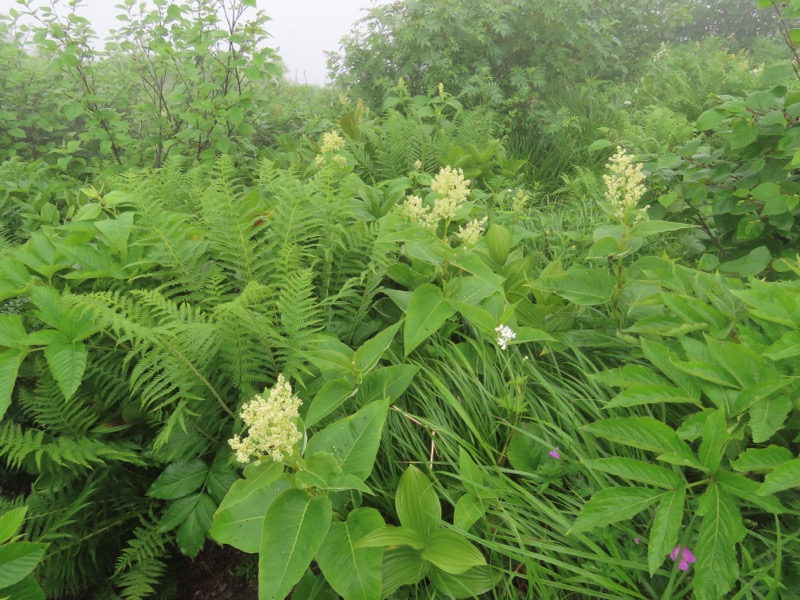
left=114, top=512, right=171, bottom=600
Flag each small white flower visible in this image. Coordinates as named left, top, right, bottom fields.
left=495, top=324, right=516, bottom=350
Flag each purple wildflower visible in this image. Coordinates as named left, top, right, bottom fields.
left=669, top=546, right=696, bottom=571
left=548, top=447, right=561, bottom=459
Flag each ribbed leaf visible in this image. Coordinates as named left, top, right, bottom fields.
left=396, top=465, right=441, bottom=539
left=0, top=507, right=26, bottom=545
left=420, top=529, right=486, bottom=575
left=583, top=417, right=697, bottom=466
left=258, top=489, right=331, bottom=600
left=380, top=547, right=427, bottom=598
left=648, top=486, right=685, bottom=575
left=758, top=458, right=800, bottom=495
left=306, top=399, right=389, bottom=480
left=147, top=460, right=208, bottom=500
left=698, top=409, right=729, bottom=473
left=570, top=487, right=662, bottom=534
left=356, top=526, right=425, bottom=550
left=0, top=543, right=48, bottom=588
left=583, top=458, right=682, bottom=489
left=404, top=284, right=456, bottom=355
left=732, top=446, right=793, bottom=472
left=695, top=485, right=745, bottom=600
left=44, top=340, right=87, bottom=400
left=316, top=508, right=384, bottom=600
left=0, top=349, right=25, bottom=421
left=717, top=470, right=785, bottom=514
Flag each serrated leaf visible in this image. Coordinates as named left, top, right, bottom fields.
left=749, top=396, right=792, bottom=443
left=696, top=109, right=725, bottom=130
left=699, top=409, right=729, bottom=473
left=648, top=486, right=685, bottom=575
left=593, top=365, right=671, bottom=389
left=583, top=417, right=697, bottom=465
left=44, top=341, right=87, bottom=400
left=717, top=470, right=785, bottom=514
left=148, top=459, right=208, bottom=500
left=420, top=529, right=486, bottom=574
left=530, top=268, right=614, bottom=306
left=758, top=458, right=800, bottom=495
left=176, top=493, right=216, bottom=558
left=695, top=485, right=745, bottom=600
left=569, top=487, right=663, bottom=534
left=0, top=543, right=48, bottom=588
left=259, top=489, right=332, bottom=600
left=0, top=349, right=25, bottom=421
left=316, top=508, right=384, bottom=600
left=0, top=576, right=45, bottom=600
left=0, top=507, right=27, bottom=545
left=732, top=446, right=794, bottom=472
left=583, top=458, right=682, bottom=489
left=0, top=315, right=26, bottom=347
left=605, top=384, right=700, bottom=409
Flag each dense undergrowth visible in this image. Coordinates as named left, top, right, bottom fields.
left=1, top=1, right=799, bottom=599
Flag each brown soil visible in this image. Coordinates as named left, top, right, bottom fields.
left=174, top=544, right=258, bottom=600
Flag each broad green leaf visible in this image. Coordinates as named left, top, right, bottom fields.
left=0, top=315, right=26, bottom=348
left=717, top=470, right=785, bottom=514
left=355, top=365, right=418, bottom=405
left=763, top=331, right=800, bottom=361
left=210, top=462, right=288, bottom=553
left=758, top=458, right=800, bottom=495
left=605, top=384, right=700, bottom=409
left=354, top=323, right=400, bottom=374
left=485, top=224, right=512, bottom=265
left=583, top=417, right=697, bottom=466
left=695, top=485, right=745, bottom=600
left=316, top=508, right=384, bottom=600
left=583, top=458, right=682, bottom=489
left=648, top=486, right=685, bottom=575
left=593, top=365, right=671, bottom=389
left=355, top=526, right=425, bottom=550
left=396, top=465, right=441, bottom=539
left=0, top=543, right=48, bottom=588
left=732, top=446, right=794, bottom=472
left=306, top=399, right=389, bottom=480
left=629, top=220, right=695, bottom=238
left=448, top=300, right=496, bottom=334
left=176, top=493, right=216, bottom=558
left=429, top=565, right=496, bottom=599
left=749, top=396, right=792, bottom=444
left=227, top=106, right=244, bottom=127
left=403, top=284, right=456, bottom=355
left=530, top=268, right=614, bottom=306
left=451, top=253, right=505, bottom=293
left=148, top=460, right=208, bottom=500
left=587, top=139, right=614, bottom=152
left=420, top=529, right=486, bottom=574
left=0, top=507, right=26, bottom=545
left=729, top=120, right=758, bottom=149
left=698, top=409, right=729, bottom=473
left=641, top=338, right=701, bottom=400
left=259, top=489, right=332, bottom=600
left=305, top=378, right=355, bottom=428
left=719, top=246, right=771, bottom=277
left=569, top=487, right=663, bottom=533
left=453, top=493, right=484, bottom=531
left=0, top=576, right=45, bottom=600
left=0, top=349, right=25, bottom=421
left=696, top=109, right=725, bottom=130
left=44, top=341, right=87, bottom=400
left=380, top=547, right=427, bottom=598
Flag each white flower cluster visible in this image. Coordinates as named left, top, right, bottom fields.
left=495, top=324, right=516, bottom=350
left=229, top=374, right=302, bottom=465
left=511, top=189, right=528, bottom=214
left=402, top=166, right=471, bottom=230
left=603, top=147, right=648, bottom=224
left=456, top=217, right=488, bottom=246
